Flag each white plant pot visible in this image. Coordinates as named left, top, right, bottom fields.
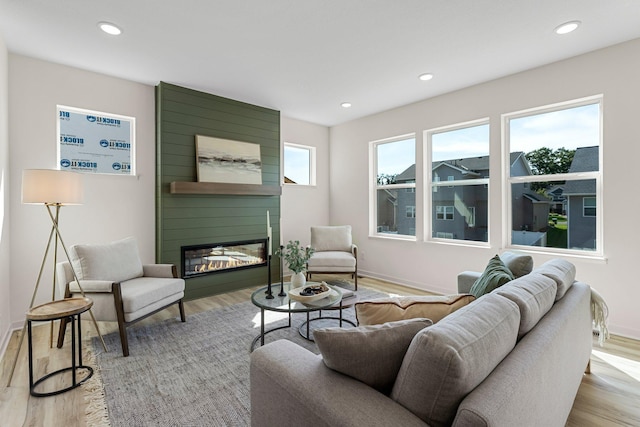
left=291, top=272, right=306, bottom=288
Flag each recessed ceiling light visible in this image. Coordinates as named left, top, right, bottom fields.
left=554, top=21, right=580, bottom=35
left=341, top=102, right=352, bottom=108
left=419, top=73, right=434, bottom=81
left=98, top=22, right=122, bottom=36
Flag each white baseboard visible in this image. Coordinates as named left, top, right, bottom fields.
left=0, top=325, right=11, bottom=365
left=356, top=269, right=451, bottom=295
left=0, top=321, right=25, bottom=365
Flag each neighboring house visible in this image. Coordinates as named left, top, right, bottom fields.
left=390, top=152, right=547, bottom=240
left=547, top=185, right=566, bottom=214
left=395, top=165, right=416, bottom=235
left=377, top=188, right=398, bottom=233
left=563, top=146, right=599, bottom=250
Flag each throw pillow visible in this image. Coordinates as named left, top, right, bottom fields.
left=355, top=294, right=475, bottom=326
left=469, top=254, right=515, bottom=298
left=314, top=318, right=433, bottom=395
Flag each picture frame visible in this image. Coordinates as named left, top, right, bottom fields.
left=195, top=135, right=262, bottom=184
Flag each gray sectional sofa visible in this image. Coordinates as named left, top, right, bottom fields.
left=250, top=257, right=593, bottom=427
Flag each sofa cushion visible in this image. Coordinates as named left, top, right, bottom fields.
left=495, top=273, right=557, bottom=339
left=469, top=255, right=515, bottom=298
left=500, top=252, right=534, bottom=277
left=355, top=294, right=475, bottom=326
left=314, top=318, right=433, bottom=395
left=534, top=259, right=576, bottom=301
left=70, top=237, right=144, bottom=283
left=310, top=225, right=352, bottom=252
left=307, top=251, right=356, bottom=269
left=390, top=293, right=520, bottom=427
left=120, top=277, right=185, bottom=313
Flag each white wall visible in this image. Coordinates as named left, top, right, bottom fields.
left=0, top=34, right=11, bottom=357
left=280, top=116, right=330, bottom=248
left=330, top=38, right=640, bottom=340
left=8, top=55, right=155, bottom=329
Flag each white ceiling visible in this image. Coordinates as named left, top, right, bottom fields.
left=1, top=0, right=639, bottom=126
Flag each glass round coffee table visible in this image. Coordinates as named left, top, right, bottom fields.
left=250, top=282, right=342, bottom=351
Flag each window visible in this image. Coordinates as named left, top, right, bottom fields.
left=504, top=96, right=602, bottom=254
left=436, top=205, right=454, bottom=220
left=371, top=135, right=416, bottom=238
left=583, top=197, right=596, bottom=217
left=57, top=105, right=135, bottom=175
left=283, top=142, right=315, bottom=185
left=426, top=120, right=489, bottom=243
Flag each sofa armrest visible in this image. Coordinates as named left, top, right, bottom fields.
left=143, top=264, right=178, bottom=278
left=69, top=280, right=114, bottom=293
left=250, top=340, right=426, bottom=427
left=351, top=244, right=358, bottom=257
left=457, top=271, right=481, bottom=293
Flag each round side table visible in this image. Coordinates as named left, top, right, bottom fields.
left=26, top=297, right=94, bottom=397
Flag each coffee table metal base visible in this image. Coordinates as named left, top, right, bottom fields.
left=250, top=309, right=292, bottom=352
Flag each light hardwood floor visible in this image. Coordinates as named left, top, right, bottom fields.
left=1, top=275, right=639, bottom=426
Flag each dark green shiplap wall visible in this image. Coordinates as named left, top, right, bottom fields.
left=156, top=82, right=281, bottom=300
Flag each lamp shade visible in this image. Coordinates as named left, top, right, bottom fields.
left=22, top=169, right=84, bottom=205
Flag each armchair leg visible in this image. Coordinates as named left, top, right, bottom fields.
left=113, top=282, right=130, bottom=357
left=56, top=317, right=69, bottom=348
left=354, top=273, right=358, bottom=291
left=57, top=287, right=72, bottom=348
left=178, top=300, right=186, bottom=322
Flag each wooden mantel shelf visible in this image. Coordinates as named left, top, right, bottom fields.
left=170, top=181, right=282, bottom=196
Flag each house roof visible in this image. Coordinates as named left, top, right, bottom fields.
left=397, top=152, right=527, bottom=181
left=523, top=192, right=551, bottom=203
left=564, top=146, right=599, bottom=195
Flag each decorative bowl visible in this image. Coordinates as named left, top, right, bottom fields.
left=288, top=283, right=332, bottom=303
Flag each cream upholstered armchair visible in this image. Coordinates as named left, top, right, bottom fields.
left=56, top=236, right=185, bottom=356
left=306, top=225, right=358, bottom=290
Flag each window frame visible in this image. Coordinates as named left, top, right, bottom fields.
left=424, top=118, right=490, bottom=246
left=502, top=95, right=603, bottom=256
left=369, top=134, right=417, bottom=240
left=283, top=142, right=316, bottom=186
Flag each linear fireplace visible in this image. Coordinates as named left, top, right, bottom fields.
left=181, top=239, right=267, bottom=278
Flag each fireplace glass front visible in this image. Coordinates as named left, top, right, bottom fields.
left=181, top=239, right=267, bottom=278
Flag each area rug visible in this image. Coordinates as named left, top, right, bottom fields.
left=90, top=286, right=385, bottom=426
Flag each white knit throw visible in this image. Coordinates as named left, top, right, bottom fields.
left=590, top=287, right=610, bottom=347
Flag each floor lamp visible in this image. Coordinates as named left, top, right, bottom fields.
left=6, top=169, right=106, bottom=387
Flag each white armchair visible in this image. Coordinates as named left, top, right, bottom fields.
left=306, top=225, right=358, bottom=290
left=56, top=237, right=185, bottom=356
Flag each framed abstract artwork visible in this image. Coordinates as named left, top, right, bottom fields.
left=196, top=135, right=262, bottom=184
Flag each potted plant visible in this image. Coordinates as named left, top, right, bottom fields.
left=276, top=240, right=314, bottom=288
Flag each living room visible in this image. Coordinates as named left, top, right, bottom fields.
left=1, top=2, right=640, bottom=426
